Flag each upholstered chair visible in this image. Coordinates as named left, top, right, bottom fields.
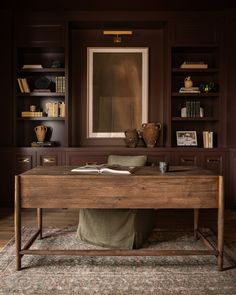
left=76, top=155, right=156, bottom=249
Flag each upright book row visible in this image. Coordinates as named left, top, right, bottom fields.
left=17, top=78, right=30, bottom=93
left=46, top=101, right=65, bottom=117
left=203, top=131, right=213, bottom=148
left=55, top=76, right=65, bottom=93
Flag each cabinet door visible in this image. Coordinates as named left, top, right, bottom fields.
left=15, top=150, right=36, bottom=174
left=65, top=151, right=107, bottom=166
left=37, top=150, right=64, bottom=166
left=172, top=151, right=201, bottom=166
left=201, top=152, right=225, bottom=175
left=0, top=150, right=14, bottom=207
left=229, top=151, right=236, bottom=209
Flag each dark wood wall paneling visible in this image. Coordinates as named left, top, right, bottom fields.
left=226, top=9, right=236, bottom=147
left=0, top=10, right=14, bottom=209
left=70, top=24, right=166, bottom=147
left=0, top=10, right=13, bottom=147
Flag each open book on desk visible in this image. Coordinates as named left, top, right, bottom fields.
left=71, top=164, right=137, bottom=175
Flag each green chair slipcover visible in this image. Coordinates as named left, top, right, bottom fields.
left=76, top=155, right=156, bottom=249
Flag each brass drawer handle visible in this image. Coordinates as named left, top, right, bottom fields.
left=43, top=157, right=56, bottom=163
left=17, top=157, right=30, bottom=163
left=207, top=158, right=219, bottom=163
left=181, top=158, right=194, bottom=163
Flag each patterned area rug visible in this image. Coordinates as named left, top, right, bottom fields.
left=0, top=226, right=236, bottom=295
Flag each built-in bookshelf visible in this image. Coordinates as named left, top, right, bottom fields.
left=171, top=46, right=220, bottom=148
left=14, top=47, right=68, bottom=147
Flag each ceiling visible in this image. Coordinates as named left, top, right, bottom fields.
left=2, top=0, right=236, bottom=11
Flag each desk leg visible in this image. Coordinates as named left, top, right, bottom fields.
left=37, top=208, right=42, bottom=239
left=14, top=176, right=21, bottom=271
left=218, top=176, right=224, bottom=271
left=194, top=209, right=199, bottom=240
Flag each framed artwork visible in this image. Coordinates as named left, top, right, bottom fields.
left=87, top=47, right=149, bottom=138
left=176, top=131, right=198, bottom=146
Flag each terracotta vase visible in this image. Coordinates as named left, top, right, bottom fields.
left=142, top=123, right=161, bottom=148
left=34, top=125, right=47, bottom=142
left=124, top=129, right=139, bottom=148
left=184, top=76, right=193, bottom=88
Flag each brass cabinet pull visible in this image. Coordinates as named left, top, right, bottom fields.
left=207, top=158, right=219, bottom=163
left=43, top=157, right=56, bottom=163
left=17, top=157, right=30, bottom=163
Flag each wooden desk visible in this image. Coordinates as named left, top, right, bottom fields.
left=15, top=166, right=224, bottom=271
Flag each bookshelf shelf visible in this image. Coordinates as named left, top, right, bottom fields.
left=17, top=92, right=65, bottom=97
left=171, top=92, right=219, bottom=97
left=17, top=117, right=65, bottom=121
left=172, top=117, right=218, bottom=121
left=172, top=68, right=219, bottom=73
left=17, top=68, right=65, bottom=73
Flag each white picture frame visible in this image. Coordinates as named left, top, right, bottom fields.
left=87, top=47, right=149, bottom=138
left=176, top=131, right=198, bottom=146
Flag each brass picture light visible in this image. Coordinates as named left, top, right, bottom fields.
left=103, top=30, right=133, bottom=43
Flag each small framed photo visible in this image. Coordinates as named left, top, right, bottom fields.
left=176, top=131, right=198, bottom=146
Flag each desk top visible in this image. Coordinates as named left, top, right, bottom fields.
left=20, top=165, right=216, bottom=177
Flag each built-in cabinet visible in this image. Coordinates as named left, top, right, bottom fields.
left=0, top=11, right=235, bottom=209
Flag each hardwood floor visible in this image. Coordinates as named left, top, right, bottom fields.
left=1, top=208, right=236, bottom=253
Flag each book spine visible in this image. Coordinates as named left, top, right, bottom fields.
left=209, top=132, right=213, bottom=148
left=186, top=101, right=190, bottom=117
left=21, top=78, right=30, bottom=93
left=59, top=102, right=65, bottom=117
left=195, top=101, right=200, bottom=117
left=17, top=78, right=24, bottom=93
left=203, top=131, right=208, bottom=148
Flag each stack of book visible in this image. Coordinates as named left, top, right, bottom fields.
left=180, top=61, right=208, bottom=69
left=179, top=87, right=200, bottom=93
left=22, top=64, right=43, bottom=69
left=21, top=111, right=43, bottom=117
left=31, top=141, right=55, bottom=147
left=203, top=131, right=213, bottom=148
left=17, top=78, right=30, bottom=93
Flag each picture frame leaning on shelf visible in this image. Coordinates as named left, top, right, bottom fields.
left=176, top=131, right=198, bottom=146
